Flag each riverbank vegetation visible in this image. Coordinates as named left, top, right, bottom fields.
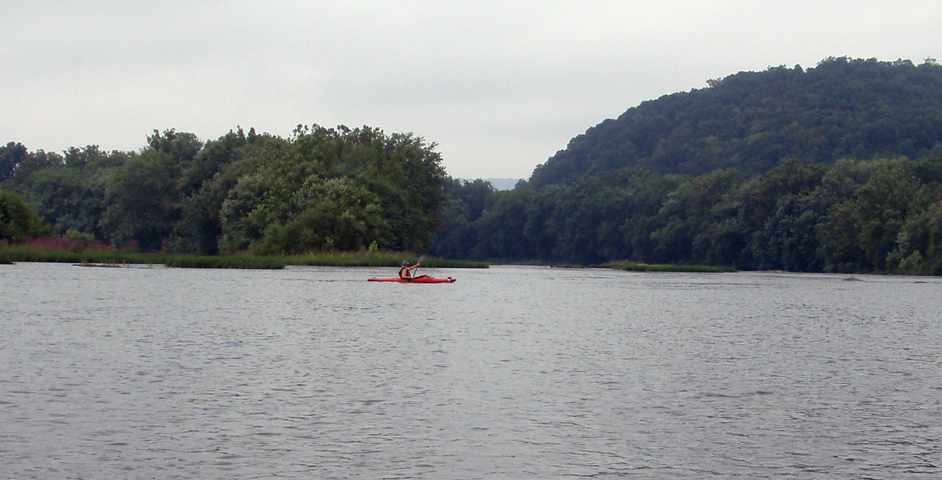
left=2, top=124, right=446, bottom=256
left=0, top=245, right=286, bottom=269
left=429, top=58, right=942, bottom=275
left=5, top=57, right=942, bottom=275
left=0, top=244, right=487, bottom=270
left=284, top=251, right=487, bottom=268
left=434, top=156, right=942, bottom=275
left=0, top=189, right=46, bottom=243
left=606, top=261, right=736, bottom=273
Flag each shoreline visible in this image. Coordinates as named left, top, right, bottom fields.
left=603, top=261, right=736, bottom=273
left=0, top=247, right=489, bottom=270
left=5, top=248, right=935, bottom=276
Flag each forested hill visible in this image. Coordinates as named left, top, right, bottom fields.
left=530, top=57, right=942, bottom=187
left=430, top=57, right=942, bottom=274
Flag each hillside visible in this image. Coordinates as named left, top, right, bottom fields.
left=530, top=57, right=942, bottom=187
left=430, top=57, right=942, bottom=274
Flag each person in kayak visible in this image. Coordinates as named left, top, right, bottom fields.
left=398, top=260, right=428, bottom=281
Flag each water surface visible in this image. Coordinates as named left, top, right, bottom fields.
left=1, top=263, right=940, bottom=478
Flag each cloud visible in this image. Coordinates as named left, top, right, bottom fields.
left=3, top=1, right=941, bottom=177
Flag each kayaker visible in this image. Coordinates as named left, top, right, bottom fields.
left=398, top=260, right=426, bottom=281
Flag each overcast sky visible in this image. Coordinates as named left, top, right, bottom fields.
left=3, top=1, right=940, bottom=178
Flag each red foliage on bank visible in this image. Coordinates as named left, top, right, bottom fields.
left=25, top=237, right=112, bottom=252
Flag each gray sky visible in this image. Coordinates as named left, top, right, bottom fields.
left=3, top=1, right=940, bottom=178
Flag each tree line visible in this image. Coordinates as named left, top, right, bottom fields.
left=6, top=57, right=942, bottom=275
left=1, top=125, right=447, bottom=255
left=428, top=57, right=942, bottom=274
left=430, top=155, right=942, bottom=274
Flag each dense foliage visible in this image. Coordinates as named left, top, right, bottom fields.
left=0, top=189, right=44, bottom=243
left=433, top=157, right=942, bottom=274
left=430, top=58, right=942, bottom=274
left=531, top=57, right=942, bottom=186
left=1, top=125, right=446, bottom=255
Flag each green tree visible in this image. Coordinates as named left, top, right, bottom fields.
left=252, top=178, right=389, bottom=254
left=651, top=169, right=742, bottom=263
left=853, top=159, right=928, bottom=269
left=100, top=151, right=180, bottom=250
left=168, top=130, right=260, bottom=253
left=28, top=167, right=104, bottom=236
left=888, top=200, right=942, bottom=274
left=0, top=189, right=42, bottom=242
left=0, top=142, right=28, bottom=183
left=756, top=193, right=826, bottom=271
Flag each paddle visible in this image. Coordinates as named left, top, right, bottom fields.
left=414, top=255, right=426, bottom=277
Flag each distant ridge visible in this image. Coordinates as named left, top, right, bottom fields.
left=530, top=57, right=942, bottom=187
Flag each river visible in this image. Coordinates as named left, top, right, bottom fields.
left=1, top=263, right=940, bottom=479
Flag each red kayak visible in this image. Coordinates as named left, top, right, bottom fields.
left=368, top=276, right=456, bottom=284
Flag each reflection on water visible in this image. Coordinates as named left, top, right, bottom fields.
left=1, top=263, right=941, bottom=479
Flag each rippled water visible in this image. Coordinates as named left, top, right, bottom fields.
left=1, top=263, right=941, bottom=479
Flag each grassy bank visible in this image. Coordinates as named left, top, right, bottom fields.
left=162, top=255, right=286, bottom=269
left=0, top=246, right=155, bottom=265
left=606, top=260, right=736, bottom=273
left=0, top=246, right=487, bottom=270
left=0, top=246, right=287, bottom=269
